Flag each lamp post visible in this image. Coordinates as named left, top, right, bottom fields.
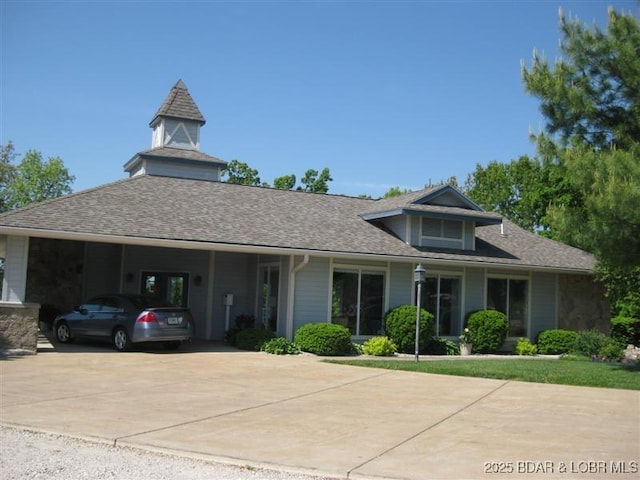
left=414, top=264, right=426, bottom=362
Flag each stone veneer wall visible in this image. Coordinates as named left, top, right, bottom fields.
left=0, top=303, right=39, bottom=353
left=558, top=274, right=610, bottom=333
left=26, top=237, right=85, bottom=314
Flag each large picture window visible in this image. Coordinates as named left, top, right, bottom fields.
left=486, top=278, right=528, bottom=337
left=420, top=275, right=462, bottom=337
left=332, top=269, right=385, bottom=336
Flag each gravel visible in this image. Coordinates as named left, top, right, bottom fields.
left=0, top=427, right=340, bottom=480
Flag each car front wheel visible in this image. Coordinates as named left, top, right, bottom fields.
left=113, top=327, right=130, bottom=352
left=54, top=322, right=72, bottom=343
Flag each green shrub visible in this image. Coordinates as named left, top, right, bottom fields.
left=261, top=337, right=300, bottom=355
left=294, top=323, right=352, bottom=356
left=515, top=338, right=537, bottom=356
left=572, top=329, right=609, bottom=357
left=225, top=327, right=240, bottom=346
left=385, top=305, right=433, bottom=354
left=235, top=328, right=276, bottom=351
left=598, top=339, right=624, bottom=362
left=350, top=343, right=364, bottom=355
left=362, top=336, right=397, bottom=356
left=537, top=329, right=579, bottom=355
left=466, top=310, right=508, bottom=353
left=425, top=337, right=460, bottom=355
left=611, top=316, right=640, bottom=346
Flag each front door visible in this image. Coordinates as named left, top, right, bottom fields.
left=258, top=266, right=279, bottom=332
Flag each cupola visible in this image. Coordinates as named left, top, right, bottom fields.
left=124, top=80, right=227, bottom=181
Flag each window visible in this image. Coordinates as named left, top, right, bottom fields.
left=141, top=272, right=189, bottom=307
left=419, top=275, right=462, bottom=337
left=487, top=278, right=528, bottom=337
left=421, top=219, right=462, bottom=240
left=332, top=269, right=385, bottom=336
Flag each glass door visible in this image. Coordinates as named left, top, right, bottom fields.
left=141, top=272, right=189, bottom=307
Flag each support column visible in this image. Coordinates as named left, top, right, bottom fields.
left=1, top=235, right=29, bottom=303
left=1, top=235, right=39, bottom=353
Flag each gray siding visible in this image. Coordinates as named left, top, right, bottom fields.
left=212, top=252, right=256, bottom=340
left=388, top=262, right=412, bottom=308
left=383, top=216, right=407, bottom=242
left=84, top=243, right=122, bottom=299
left=144, top=159, right=220, bottom=181
left=530, top=272, right=557, bottom=339
left=293, top=257, right=330, bottom=334
left=464, top=267, right=485, bottom=316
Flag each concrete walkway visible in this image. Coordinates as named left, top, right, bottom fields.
left=1, top=339, right=638, bottom=480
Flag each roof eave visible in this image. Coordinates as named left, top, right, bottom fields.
left=0, top=226, right=594, bottom=276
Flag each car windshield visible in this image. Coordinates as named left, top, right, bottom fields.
left=127, top=295, right=177, bottom=310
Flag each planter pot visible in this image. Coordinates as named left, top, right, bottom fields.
left=460, top=343, right=472, bottom=356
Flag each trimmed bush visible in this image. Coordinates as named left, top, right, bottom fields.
left=515, top=338, right=537, bottom=356
left=572, top=329, right=609, bottom=357
left=425, top=337, right=459, bottom=355
left=262, top=337, right=300, bottom=355
left=235, top=328, right=276, bottom=351
left=537, top=329, right=579, bottom=355
left=611, top=316, right=640, bottom=346
left=362, top=336, right=397, bottom=356
left=385, top=305, right=434, bottom=354
left=598, top=339, right=624, bottom=362
left=466, top=310, right=508, bottom=353
left=294, top=323, right=352, bottom=356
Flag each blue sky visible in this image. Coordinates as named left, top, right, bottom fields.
left=1, top=1, right=638, bottom=198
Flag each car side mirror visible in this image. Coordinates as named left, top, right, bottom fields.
left=75, top=306, right=88, bottom=315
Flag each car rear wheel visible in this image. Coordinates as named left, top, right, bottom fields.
left=54, top=322, right=72, bottom=343
left=113, top=327, right=130, bottom=352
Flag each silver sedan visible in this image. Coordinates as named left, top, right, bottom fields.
left=53, top=294, right=194, bottom=351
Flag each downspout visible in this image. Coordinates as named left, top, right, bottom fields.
left=286, top=254, right=309, bottom=340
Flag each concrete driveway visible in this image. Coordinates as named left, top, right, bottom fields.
left=1, top=338, right=638, bottom=480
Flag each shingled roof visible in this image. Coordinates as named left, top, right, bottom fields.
left=0, top=175, right=595, bottom=273
left=124, top=146, right=227, bottom=170
left=149, top=80, right=205, bottom=126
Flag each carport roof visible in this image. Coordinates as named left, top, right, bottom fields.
left=0, top=175, right=595, bottom=273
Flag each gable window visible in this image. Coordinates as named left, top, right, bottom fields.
left=331, top=268, right=385, bottom=336
left=418, top=275, right=462, bottom=337
left=421, top=218, right=463, bottom=240
left=486, top=278, right=528, bottom=337
left=420, top=218, right=464, bottom=249
left=141, top=272, right=189, bottom=307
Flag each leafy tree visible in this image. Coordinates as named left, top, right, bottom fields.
left=221, top=159, right=262, bottom=186
left=273, top=174, right=296, bottom=190
left=299, top=168, right=333, bottom=193
left=521, top=7, right=640, bottom=267
left=464, top=156, right=577, bottom=233
left=595, top=264, right=640, bottom=318
left=1, top=147, right=74, bottom=212
left=0, top=141, right=18, bottom=212
left=382, top=186, right=412, bottom=198
left=522, top=7, right=640, bottom=151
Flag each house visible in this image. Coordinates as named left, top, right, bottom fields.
left=0, top=80, right=609, bottom=352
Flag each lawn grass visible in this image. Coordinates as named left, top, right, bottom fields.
left=327, top=358, right=640, bottom=390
